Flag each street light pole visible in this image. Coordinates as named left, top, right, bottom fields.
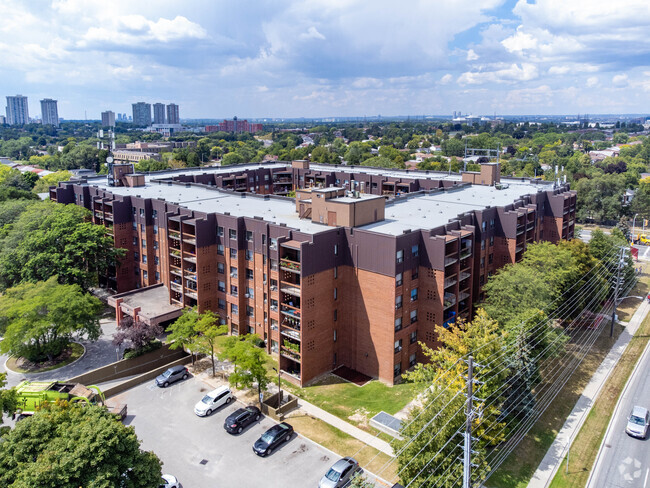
left=272, top=367, right=282, bottom=409
left=610, top=247, right=626, bottom=337
left=632, top=213, right=638, bottom=242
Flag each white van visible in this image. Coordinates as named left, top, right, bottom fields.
left=194, top=386, right=233, bottom=416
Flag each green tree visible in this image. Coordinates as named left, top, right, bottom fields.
left=0, top=403, right=162, bottom=487
left=396, top=310, right=510, bottom=487
left=31, top=170, right=72, bottom=193
left=0, top=277, right=102, bottom=362
left=222, top=152, right=244, bottom=166
left=133, top=159, right=169, bottom=173
left=0, top=373, right=17, bottom=437
left=193, top=310, right=227, bottom=376
left=227, top=336, right=272, bottom=405
left=167, top=307, right=201, bottom=365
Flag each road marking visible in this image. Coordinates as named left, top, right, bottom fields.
left=644, top=467, right=649, bottom=488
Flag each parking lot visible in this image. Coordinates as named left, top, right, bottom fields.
left=111, top=376, right=341, bottom=488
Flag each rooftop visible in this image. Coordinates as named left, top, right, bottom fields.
left=81, top=163, right=554, bottom=237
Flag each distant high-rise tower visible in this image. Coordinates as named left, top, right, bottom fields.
left=131, top=102, right=151, bottom=126
left=101, top=110, right=116, bottom=127
left=6, top=95, right=29, bottom=125
left=153, top=103, right=166, bottom=124
left=166, top=103, right=180, bottom=124
left=40, top=98, right=59, bottom=127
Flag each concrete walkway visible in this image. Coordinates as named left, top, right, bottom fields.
left=528, top=297, right=650, bottom=488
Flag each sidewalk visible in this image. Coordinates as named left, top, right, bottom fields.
left=528, top=297, right=650, bottom=488
left=197, top=365, right=394, bottom=457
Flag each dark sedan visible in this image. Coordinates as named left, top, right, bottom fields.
left=252, top=422, right=294, bottom=456
left=223, top=406, right=262, bottom=434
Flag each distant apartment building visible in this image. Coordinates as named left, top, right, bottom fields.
left=132, top=102, right=152, bottom=126
left=205, top=116, right=262, bottom=134
left=101, top=111, right=116, bottom=128
left=50, top=162, right=576, bottom=387
left=112, top=150, right=162, bottom=164
left=40, top=99, right=59, bottom=127
left=0, top=115, right=5, bottom=124
left=166, top=103, right=180, bottom=124
left=153, top=103, right=166, bottom=124
left=6, top=95, right=29, bottom=125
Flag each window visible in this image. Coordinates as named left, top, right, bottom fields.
left=409, top=353, right=417, bottom=367
left=132, top=237, right=137, bottom=246
left=488, top=253, right=493, bottom=265
left=231, top=304, right=238, bottom=315
left=246, top=231, right=253, bottom=241
left=152, top=209, right=157, bottom=219
left=218, top=262, right=225, bottom=274
left=246, top=269, right=254, bottom=280
left=271, top=340, right=278, bottom=353
left=334, top=266, right=338, bottom=279
left=143, top=270, right=148, bottom=280
left=396, top=295, right=403, bottom=309
left=394, top=339, right=403, bottom=353
left=218, top=281, right=226, bottom=292
left=262, top=235, right=267, bottom=245
left=139, top=208, right=145, bottom=217
left=131, top=206, right=136, bottom=215
left=245, top=287, right=254, bottom=298
left=154, top=256, right=159, bottom=265
left=334, top=309, right=338, bottom=321
left=142, top=255, right=147, bottom=264
left=482, top=221, right=487, bottom=231
left=396, top=250, right=404, bottom=263
left=334, top=287, right=338, bottom=300
left=270, top=299, right=278, bottom=311
left=490, top=236, right=494, bottom=246
left=410, top=330, right=417, bottom=344
left=218, top=299, right=226, bottom=310
left=134, top=251, right=139, bottom=260
left=412, top=244, right=419, bottom=257
left=217, top=244, right=224, bottom=255
left=134, top=266, right=140, bottom=276
left=412, top=268, right=418, bottom=280
left=270, top=238, right=278, bottom=250
left=230, top=284, right=238, bottom=296
left=246, top=250, right=253, bottom=261
left=141, top=239, right=146, bottom=248
left=333, top=330, right=337, bottom=342
left=230, top=248, right=237, bottom=258
left=140, top=223, right=145, bottom=232
left=229, top=229, right=237, bottom=239
left=396, top=273, right=403, bottom=287
left=153, top=225, right=158, bottom=235
left=246, top=306, right=254, bottom=317
left=395, top=317, right=402, bottom=331
left=230, top=266, right=238, bottom=277
left=480, top=257, right=485, bottom=268
left=153, top=241, right=158, bottom=250
left=481, top=239, right=486, bottom=250
left=155, top=271, right=160, bottom=281
left=132, top=222, right=137, bottom=230
left=271, top=319, right=278, bottom=330
left=490, top=218, right=495, bottom=228
left=394, top=363, right=402, bottom=377
left=410, top=310, right=418, bottom=324
left=411, top=288, right=418, bottom=302
left=217, top=226, right=224, bottom=237
left=479, top=275, right=485, bottom=286
left=270, top=259, right=278, bottom=271
left=334, top=244, right=338, bottom=255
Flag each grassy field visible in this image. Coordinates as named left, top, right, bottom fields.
left=282, top=374, right=421, bottom=431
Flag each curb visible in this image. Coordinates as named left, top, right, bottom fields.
left=3, top=342, right=87, bottom=375
left=586, top=326, right=650, bottom=487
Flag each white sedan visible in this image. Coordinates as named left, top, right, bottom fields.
left=159, top=474, right=179, bottom=488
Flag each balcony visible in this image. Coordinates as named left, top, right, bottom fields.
left=168, top=229, right=181, bottom=239
left=459, top=271, right=471, bottom=281
left=169, top=248, right=181, bottom=257
left=274, top=177, right=292, bottom=184
left=281, top=328, right=301, bottom=341
left=515, top=246, right=524, bottom=253
left=459, top=291, right=470, bottom=301
left=183, top=255, right=197, bottom=264
left=183, top=237, right=196, bottom=246
left=443, top=292, right=456, bottom=309
left=281, top=285, right=301, bottom=297
left=170, top=282, right=182, bottom=293
left=444, top=276, right=457, bottom=288
left=444, top=256, right=458, bottom=267
left=280, top=259, right=301, bottom=273
left=281, top=304, right=301, bottom=318
left=459, top=248, right=471, bottom=260
left=184, top=272, right=197, bottom=282
left=185, top=290, right=198, bottom=300
left=280, top=348, right=301, bottom=362
left=170, top=268, right=182, bottom=278
left=516, top=226, right=525, bottom=236
left=282, top=316, right=301, bottom=330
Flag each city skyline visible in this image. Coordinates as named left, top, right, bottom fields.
left=1, top=1, right=650, bottom=119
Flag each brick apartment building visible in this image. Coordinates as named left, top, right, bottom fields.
left=205, top=116, right=263, bottom=134
left=50, top=161, right=576, bottom=386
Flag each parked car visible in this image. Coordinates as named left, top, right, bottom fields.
left=159, top=474, right=179, bottom=488
left=155, top=365, right=189, bottom=388
left=625, top=405, right=650, bottom=439
left=252, top=422, right=294, bottom=456
left=319, top=457, right=360, bottom=488
left=224, top=405, right=262, bottom=434
left=194, top=385, right=232, bottom=416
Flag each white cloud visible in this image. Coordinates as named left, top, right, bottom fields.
left=612, top=74, right=629, bottom=87
left=439, top=74, right=453, bottom=85
left=300, top=26, right=326, bottom=40
left=467, top=49, right=479, bottom=61
left=586, top=76, right=598, bottom=87
left=458, top=63, right=539, bottom=85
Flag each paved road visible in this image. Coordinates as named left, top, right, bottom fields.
left=111, top=377, right=350, bottom=488
left=0, top=317, right=119, bottom=388
left=588, top=339, right=650, bottom=487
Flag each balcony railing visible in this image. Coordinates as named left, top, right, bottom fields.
left=444, top=256, right=458, bottom=266
left=184, top=272, right=197, bottom=282
left=515, top=246, right=524, bottom=253
left=281, top=304, right=301, bottom=318
left=183, top=237, right=196, bottom=246
left=183, top=255, right=197, bottom=264
left=282, top=316, right=301, bottom=330
left=170, top=268, right=182, bottom=277
left=170, top=282, right=182, bottom=292
left=443, top=292, right=457, bottom=309
left=185, top=290, right=198, bottom=300
left=443, top=316, right=456, bottom=328
left=459, top=271, right=471, bottom=281
left=459, top=291, right=470, bottom=301
left=459, top=248, right=471, bottom=259
left=444, top=277, right=457, bottom=288
left=280, top=259, right=301, bottom=273
left=281, top=328, right=301, bottom=341
left=280, top=285, right=301, bottom=296
left=280, top=348, right=301, bottom=361
left=170, top=249, right=181, bottom=257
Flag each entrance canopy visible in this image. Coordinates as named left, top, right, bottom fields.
left=108, top=284, right=183, bottom=327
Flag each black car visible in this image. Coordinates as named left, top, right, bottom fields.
left=252, top=422, right=294, bottom=456
left=155, top=365, right=189, bottom=388
left=224, top=406, right=262, bottom=434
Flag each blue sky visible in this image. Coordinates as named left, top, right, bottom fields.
left=2, top=0, right=650, bottom=119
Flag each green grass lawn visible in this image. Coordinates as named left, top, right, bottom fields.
left=282, top=374, right=421, bottom=429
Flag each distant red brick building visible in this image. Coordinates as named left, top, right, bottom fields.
left=205, top=116, right=263, bottom=134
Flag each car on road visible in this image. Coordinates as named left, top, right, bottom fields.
left=319, top=456, right=360, bottom=488
left=155, top=365, right=189, bottom=388
left=194, top=385, right=232, bottom=416
left=625, top=405, right=650, bottom=439
left=224, top=405, right=262, bottom=434
left=252, top=422, right=294, bottom=456
left=159, top=474, right=179, bottom=488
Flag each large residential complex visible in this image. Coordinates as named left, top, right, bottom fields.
left=132, top=102, right=152, bottom=126
left=6, top=95, right=29, bottom=125
left=153, top=103, right=166, bottom=124
left=101, top=110, right=116, bottom=127
left=50, top=162, right=576, bottom=386
left=166, top=103, right=180, bottom=124
left=40, top=98, right=59, bottom=127
left=205, top=117, right=262, bottom=134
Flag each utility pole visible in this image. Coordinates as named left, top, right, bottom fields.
left=610, top=247, right=626, bottom=337
left=463, top=356, right=474, bottom=488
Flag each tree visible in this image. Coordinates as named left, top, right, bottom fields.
left=0, top=373, right=17, bottom=437
left=134, top=159, right=169, bottom=173
left=226, top=336, right=272, bottom=405
left=193, top=310, right=227, bottom=376
left=0, top=403, right=162, bottom=487
left=112, top=316, right=163, bottom=354
left=31, top=170, right=72, bottom=193
left=0, top=277, right=102, bottom=362
left=167, top=307, right=201, bottom=365
left=395, top=310, right=510, bottom=487
left=0, top=201, right=125, bottom=291
left=222, top=152, right=244, bottom=166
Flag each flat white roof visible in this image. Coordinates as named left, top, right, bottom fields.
left=82, top=164, right=552, bottom=237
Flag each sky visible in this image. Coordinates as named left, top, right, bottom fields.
left=2, top=0, right=650, bottom=119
